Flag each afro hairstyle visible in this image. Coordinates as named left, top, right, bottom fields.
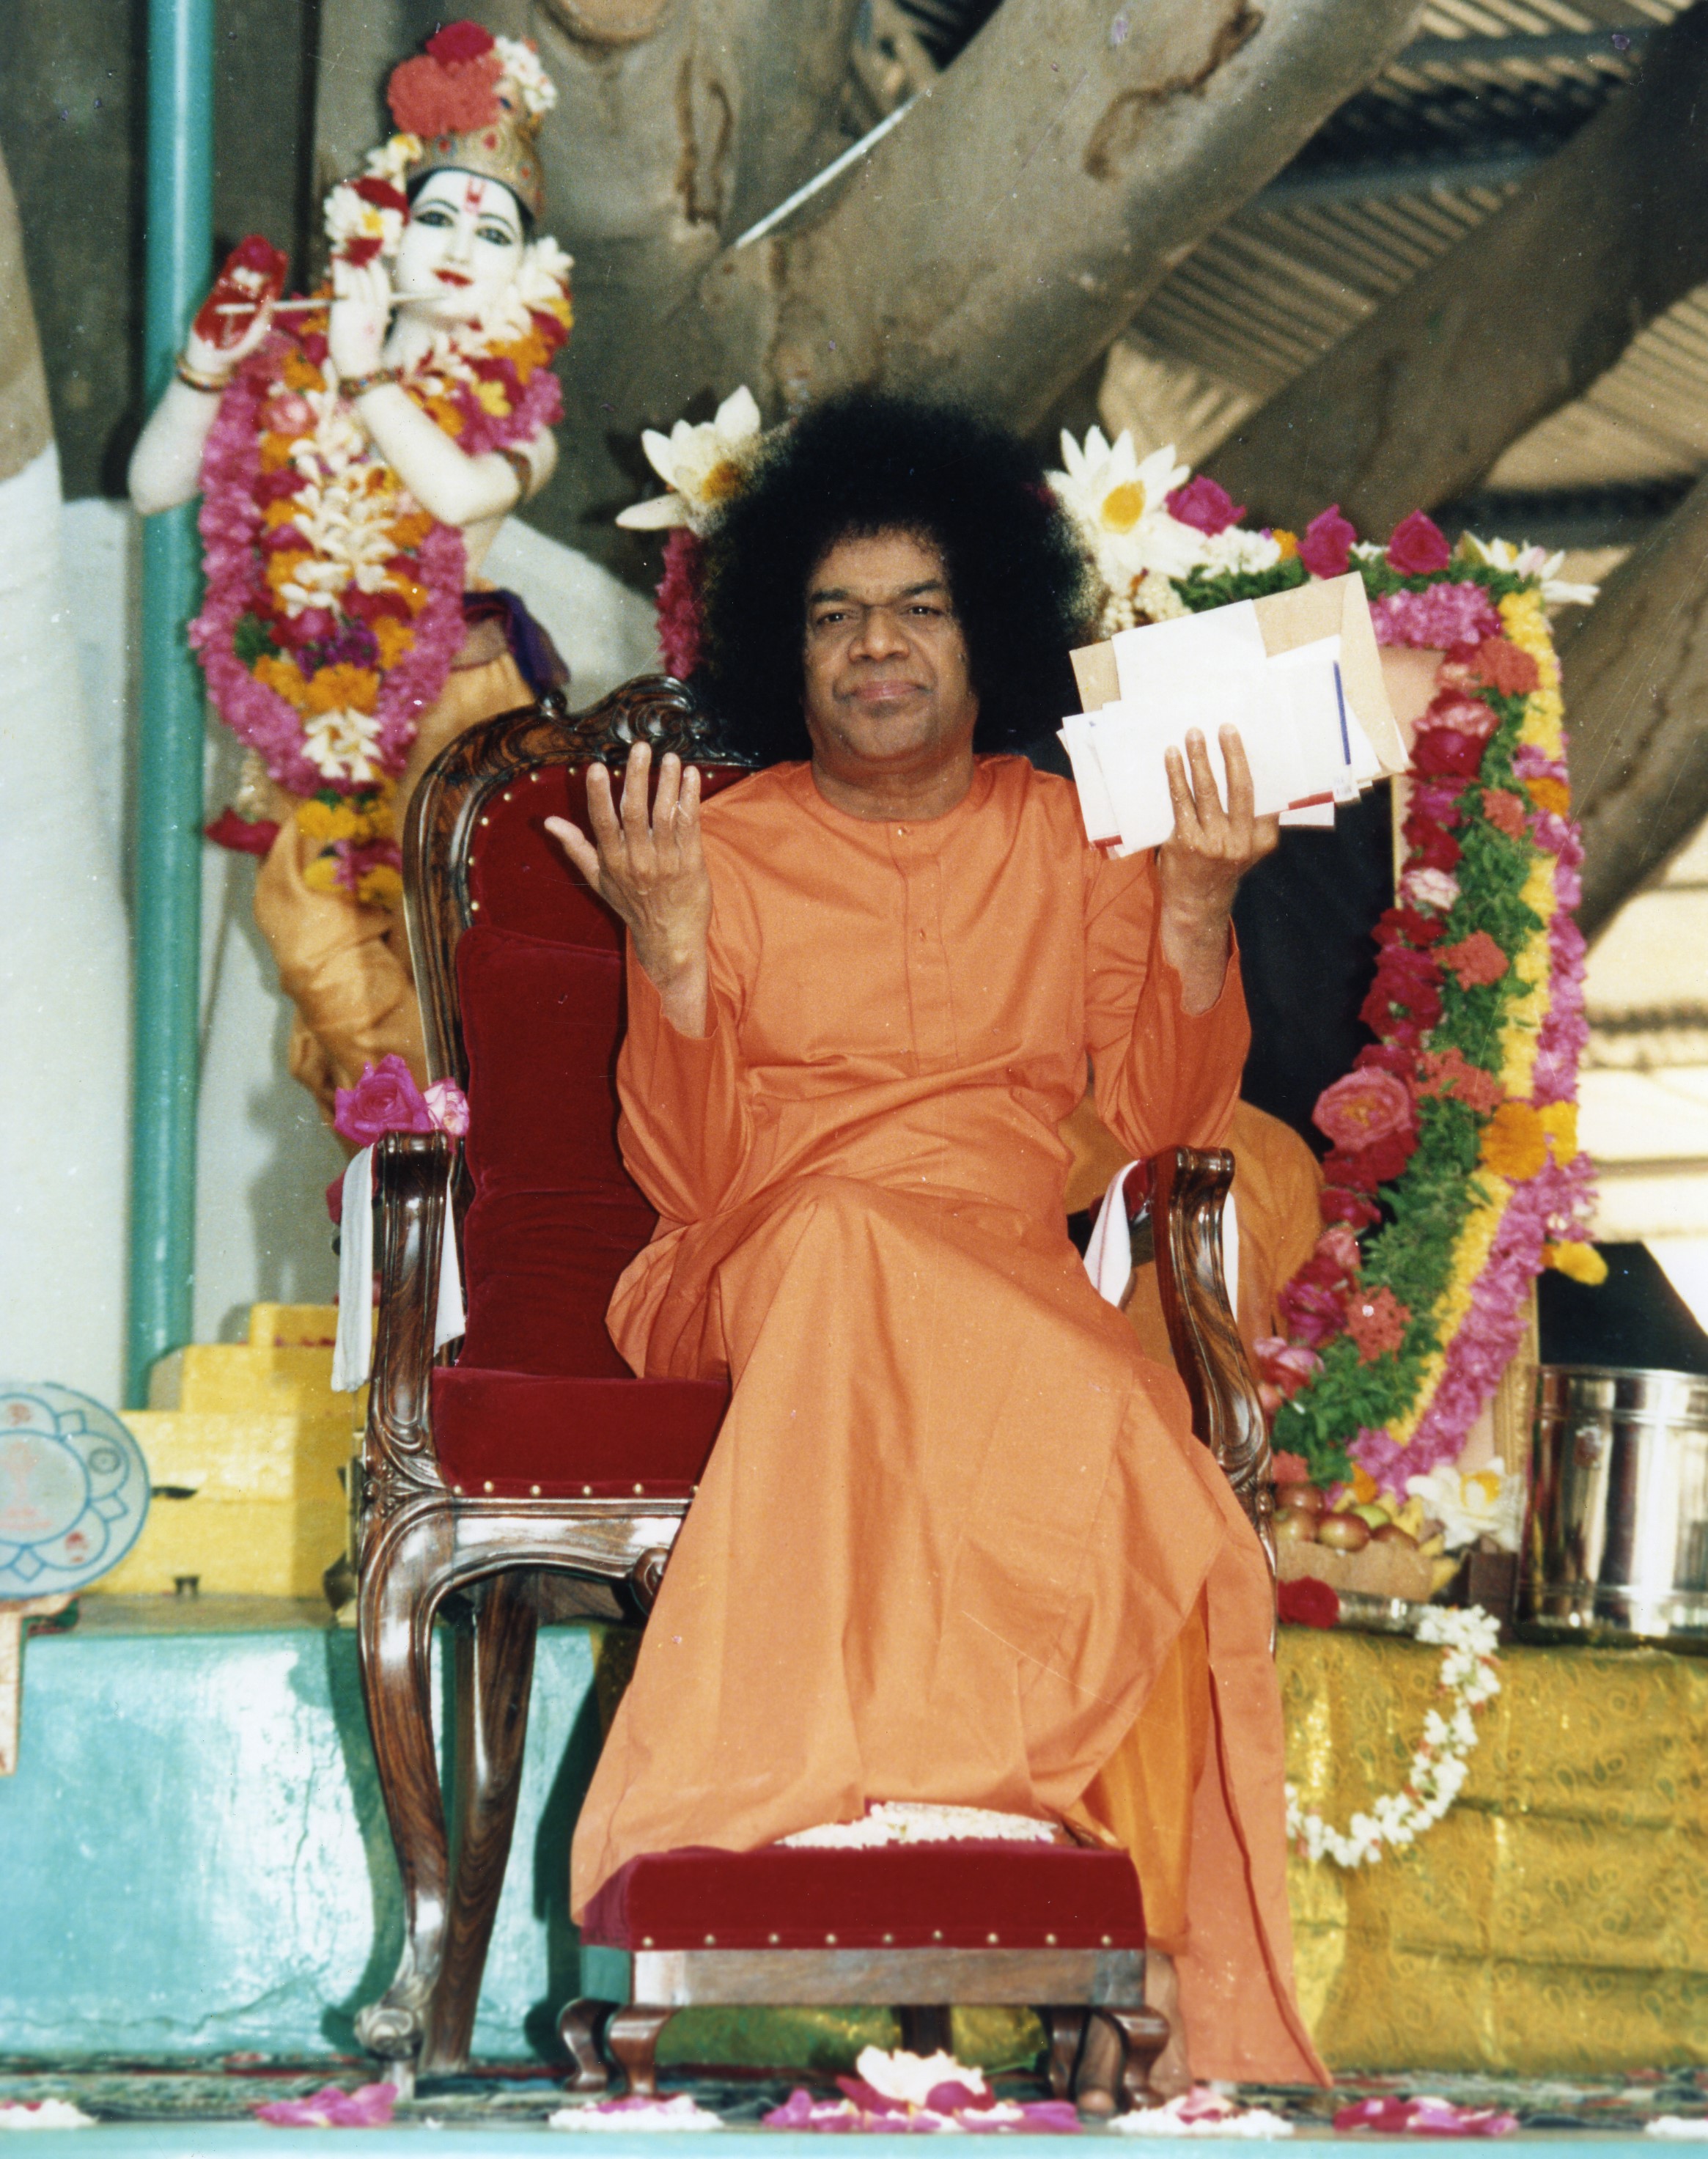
left=695, top=390, right=1096, bottom=766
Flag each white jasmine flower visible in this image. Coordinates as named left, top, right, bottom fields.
left=617, top=386, right=764, bottom=534
left=1198, top=525, right=1282, bottom=575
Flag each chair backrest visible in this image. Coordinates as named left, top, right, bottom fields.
left=403, top=677, right=757, bottom=1380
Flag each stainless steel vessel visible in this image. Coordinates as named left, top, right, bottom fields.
left=1525, top=1364, right=1708, bottom=1642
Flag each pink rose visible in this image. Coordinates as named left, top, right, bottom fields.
left=1401, top=865, right=1462, bottom=915
left=1299, top=504, right=1356, bottom=580
left=333, top=1053, right=435, bottom=1148
left=1278, top=1276, right=1347, bottom=1348
left=1315, top=1224, right=1363, bottom=1276
left=424, top=1078, right=471, bottom=1136
left=1165, top=475, right=1245, bottom=536
left=1312, top=1067, right=1416, bottom=1153
left=1256, top=1336, right=1324, bottom=1399
left=1385, top=510, right=1452, bottom=577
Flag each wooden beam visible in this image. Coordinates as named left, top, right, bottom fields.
left=1564, top=473, right=1708, bottom=941
left=1206, top=1, right=1708, bottom=537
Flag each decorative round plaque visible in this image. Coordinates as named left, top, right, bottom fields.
left=0, top=1384, right=150, bottom=1598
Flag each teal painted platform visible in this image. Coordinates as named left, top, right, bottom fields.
left=1, top=1597, right=600, bottom=2060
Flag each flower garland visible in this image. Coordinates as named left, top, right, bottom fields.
left=191, top=24, right=572, bottom=905
left=1286, top=1605, right=1501, bottom=1868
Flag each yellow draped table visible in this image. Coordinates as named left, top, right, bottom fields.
left=1281, top=1627, right=1708, bottom=2072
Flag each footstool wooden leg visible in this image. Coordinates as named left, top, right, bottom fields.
left=606, top=2006, right=674, bottom=2097
left=1041, top=2008, right=1086, bottom=2100
left=899, top=2006, right=954, bottom=2057
left=1104, top=2004, right=1171, bottom=2111
left=557, top=1998, right=616, bottom=2093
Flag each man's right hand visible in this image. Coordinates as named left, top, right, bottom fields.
left=546, top=743, right=712, bottom=1037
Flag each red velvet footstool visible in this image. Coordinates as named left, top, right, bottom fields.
left=561, top=1839, right=1167, bottom=2111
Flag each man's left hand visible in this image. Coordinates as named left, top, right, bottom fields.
left=1157, top=724, right=1279, bottom=1015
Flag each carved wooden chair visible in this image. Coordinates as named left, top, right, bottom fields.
left=350, top=676, right=1273, bottom=2105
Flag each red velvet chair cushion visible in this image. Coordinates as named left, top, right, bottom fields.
left=457, top=924, right=655, bottom=1378
left=432, top=1367, right=727, bottom=1497
left=581, top=1843, right=1146, bottom=1952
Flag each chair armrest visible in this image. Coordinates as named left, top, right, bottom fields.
left=361, top=1130, right=454, bottom=1523
left=1149, top=1147, right=1276, bottom=1580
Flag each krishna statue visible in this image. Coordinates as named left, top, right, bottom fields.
left=129, top=21, right=573, bottom=1124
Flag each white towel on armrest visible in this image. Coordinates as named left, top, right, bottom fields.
left=331, top=1146, right=466, bottom=1394
left=1082, top=1161, right=1240, bottom=1321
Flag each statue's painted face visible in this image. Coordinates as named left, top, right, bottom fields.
left=394, top=169, right=525, bottom=325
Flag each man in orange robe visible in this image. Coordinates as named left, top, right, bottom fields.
left=549, top=397, right=1323, bottom=2092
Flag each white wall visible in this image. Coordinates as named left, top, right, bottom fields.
left=3, top=485, right=659, bottom=1393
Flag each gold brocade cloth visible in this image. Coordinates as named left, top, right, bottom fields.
left=1280, top=1630, right=1708, bottom=2073
left=595, top=1627, right=1708, bottom=2076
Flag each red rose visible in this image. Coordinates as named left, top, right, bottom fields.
left=1314, top=1067, right=1415, bottom=1153
left=1292, top=1251, right=1349, bottom=1293
left=1374, top=904, right=1446, bottom=950
left=1353, top=1041, right=1413, bottom=1079
left=1472, top=635, right=1539, bottom=699
left=1299, top=504, right=1356, bottom=580
left=1316, top=1223, right=1363, bottom=1276
left=1361, top=946, right=1442, bottom=1035
left=1329, top=1130, right=1416, bottom=1188
left=1255, top=1339, right=1322, bottom=1399
left=1278, top=1276, right=1347, bottom=1347
left=1385, top=510, right=1452, bottom=576
left=340, top=235, right=383, bottom=268
left=205, top=809, right=279, bottom=858
left=1425, top=691, right=1498, bottom=741
left=1165, top=475, right=1245, bottom=536
left=1403, top=816, right=1462, bottom=871
left=1320, top=1185, right=1380, bottom=1230
left=334, top=1053, right=435, bottom=1148
left=1413, top=727, right=1486, bottom=779
left=1278, top=1577, right=1340, bottom=1630
left=426, top=20, right=497, bottom=60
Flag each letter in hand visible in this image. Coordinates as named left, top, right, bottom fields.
left=545, top=742, right=713, bottom=1038
left=1156, top=724, right=1280, bottom=1014
left=185, top=235, right=287, bottom=376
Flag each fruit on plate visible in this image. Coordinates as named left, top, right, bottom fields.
left=1275, top=1507, right=1318, bottom=1543
left=1276, top=1481, right=1325, bottom=1518
left=1317, top=1512, right=1371, bottom=1553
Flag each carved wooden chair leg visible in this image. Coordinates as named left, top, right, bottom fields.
left=558, top=1998, right=618, bottom=2092
left=420, top=1570, right=541, bottom=2075
left=606, top=2005, right=674, bottom=2097
left=898, top=2005, right=954, bottom=2057
left=1102, top=2004, right=1171, bottom=2111
left=1040, top=2007, right=1086, bottom=2100
left=354, top=1520, right=454, bottom=2070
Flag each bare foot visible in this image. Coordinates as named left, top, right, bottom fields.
left=1146, top=1951, right=1193, bottom=2100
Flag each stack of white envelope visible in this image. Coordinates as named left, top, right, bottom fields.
left=1060, top=572, right=1407, bottom=856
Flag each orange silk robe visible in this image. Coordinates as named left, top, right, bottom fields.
left=570, top=756, right=1322, bottom=2083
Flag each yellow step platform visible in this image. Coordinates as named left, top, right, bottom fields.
left=90, top=1306, right=361, bottom=1602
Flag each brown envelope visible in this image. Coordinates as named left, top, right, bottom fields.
left=1068, top=573, right=1405, bottom=778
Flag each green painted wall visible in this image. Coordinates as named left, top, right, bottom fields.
left=1, top=1612, right=601, bottom=2059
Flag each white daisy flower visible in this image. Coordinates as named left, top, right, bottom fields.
left=617, top=386, right=764, bottom=534
left=1406, top=1460, right=1525, bottom=1553
left=1047, top=427, right=1206, bottom=581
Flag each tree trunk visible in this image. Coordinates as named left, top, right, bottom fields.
left=1205, top=1, right=1708, bottom=538
left=320, top=0, right=1422, bottom=567
left=1564, top=473, right=1708, bottom=941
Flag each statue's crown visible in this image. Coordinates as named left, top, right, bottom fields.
left=385, top=22, right=556, bottom=220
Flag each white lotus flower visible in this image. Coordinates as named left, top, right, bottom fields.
left=617, top=386, right=764, bottom=534
left=853, top=2048, right=987, bottom=2107
left=1406, top=1459, right=1525, bottom=1553
left=1459, top=531, right=1600, bottom=607
left=1047, top=427, right=1206, bottom=581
